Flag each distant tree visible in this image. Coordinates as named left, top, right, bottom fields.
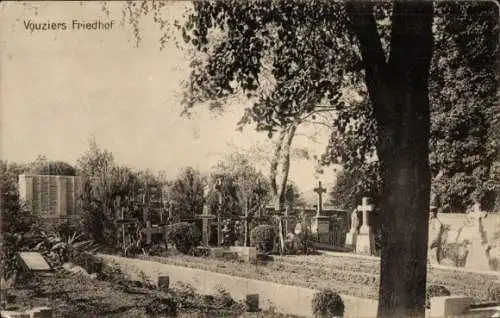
left=284, top=181, right=306, bottom=212
left=77, top=139, right=139, bottom=245
left=206, top=172, right=240, bottom=218
left=166, top=166, right=205, bottom=221
left=211, top=152, right=271, bottom=245
left=28, top=155, right=77, bottom=176
left=329, top=162, right=381, bottom=210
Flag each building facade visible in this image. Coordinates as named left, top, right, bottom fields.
left=18, top=174, right=82, bottom=217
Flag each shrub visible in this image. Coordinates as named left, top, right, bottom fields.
left=294, top=228, right=316, bottom=255
left=487, top=281, right=500, bottom=302
left=250, top=225, right=275, bottom=253
left=425, top=285, right=451, bottom=309
left=166, top=222, right=201, bottom=254
left=312, top=288, right=345, bottom=317
left=145, top=297, right=178, bottom=316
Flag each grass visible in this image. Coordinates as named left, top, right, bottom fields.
left=139, top=252, right=499, bottom=304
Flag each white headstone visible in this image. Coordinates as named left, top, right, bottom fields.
left=355, top=197, right=375, bottom=255
left=17, top=252, right=51, bottom=271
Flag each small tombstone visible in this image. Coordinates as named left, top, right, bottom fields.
left=355, top=197, right=375, bottom=255
left=158, top=276, right=170, bottom=292
left=17, top=252, right=51, bottom=272
left=246, top=294, right=259, bottom=312
left=31, top=307, right=53, bottom=318
left=211, top=247, right=225, bottom=258
left=345, top=208, right=359, bottom=247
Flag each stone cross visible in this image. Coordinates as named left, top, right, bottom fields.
left=313, top=181, right=327, bottom=216
left=357, top=197, right=373, bottom=234
left=200, top=205, right=215, bottom=246
left=143, top=221, right=155, bottom=245
left=215, top=177, right=223, bottom=246
left=199, top=185, right=215, bottom=246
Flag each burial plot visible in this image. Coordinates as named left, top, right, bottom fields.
left=355, top=197, right=376, bottom=255
left=17, top=252, right=52, bottom=273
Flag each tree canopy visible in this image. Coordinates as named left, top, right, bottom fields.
left=323, top=2, right=498, bottom=212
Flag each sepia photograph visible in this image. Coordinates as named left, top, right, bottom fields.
left=0, top=1, right=499, bottom=317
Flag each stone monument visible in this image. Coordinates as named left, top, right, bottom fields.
left=345, top=208, right=359, bottom=248
left=199, top=184, right=215, bottom=247
left=464, top=201, right=490, bottom=270
left=311, top=181, right=330, bottom=241
left=355, top=197, right=375, bottom=255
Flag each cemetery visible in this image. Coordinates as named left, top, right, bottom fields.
left=3, top=166, right=500, bottom=317
left=2, top=1, right=500, bottom=317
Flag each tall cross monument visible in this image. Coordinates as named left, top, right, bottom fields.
left=313, top=181, right=327, bottom=216
left=355, top=197, right=375, bottom=255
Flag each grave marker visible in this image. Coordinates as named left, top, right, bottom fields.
left=141, top=221, right=166, bottom=245
left=313, top=181, right=327, bottom=216
left=345, top=208, right=359, bottom=248
left=311, top=181, right=328, bottom=236
left=115, top=205, right=138, bottom=253
left=17, top=252, right=52, bottom=272
left=355, top=197, right=375, bottom=255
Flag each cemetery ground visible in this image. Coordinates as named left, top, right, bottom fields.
left=132, top=249, right=499, bottom=305
left=2, top=260, right=300, bottom=318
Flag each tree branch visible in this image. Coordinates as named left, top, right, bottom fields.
left=346, top=1, right=392, bottom=119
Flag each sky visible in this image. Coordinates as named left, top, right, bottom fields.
left=0, top=1, right=337, bottom=193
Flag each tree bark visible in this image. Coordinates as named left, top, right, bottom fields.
left=270, top=123, right=297, bottom=254
left=347, top=2, right=434, bottom=317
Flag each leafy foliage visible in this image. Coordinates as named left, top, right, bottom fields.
left=77, top=139, right=140, bottom=246
left=166, top=222, right=201, bottom=254
left=324, top=2, right=499, bottom=212
left=250, top=224, right=275, bottom=253
left=166, top=166, right=205, bottom=221
left=285, top=227, right=316, bottom=255
left=312, top=288, right=345, bottom=317
left=213, top=152, right=270, bottom=219
left=329, top=162, right=381, bottom=210
left=0, top=161, right=43, bottom=279
left=27, top=155, right=77, bottom=176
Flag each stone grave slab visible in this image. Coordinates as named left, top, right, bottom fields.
left=17, top=252, right=51, bottom=272
left=228, top=246, right=257, bottom=262
left=210, top=247, right=225, bottom=258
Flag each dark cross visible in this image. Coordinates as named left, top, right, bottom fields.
left=314, top=181, right=327, bottom=216
left=198, top=213, right=216, bottom=246
left=141, top=221, right=166, bottom=245
left=215, top=177, right=223, bottom=246
left=115, top=207, right=138, bottom=253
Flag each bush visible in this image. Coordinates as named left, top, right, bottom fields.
left=250, top=225, right=275, bottom=253
left=312, top=288, right=345, bottom=317
left=295, top=229, right=316, bottom=255
left=425, top=284, right=451, bottom=309
left=487, top=281, right=500, bottom=302
left=166, top=222, right=201, bottom=254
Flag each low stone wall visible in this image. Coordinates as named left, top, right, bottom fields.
left=98, top=254, right=378, bottom=317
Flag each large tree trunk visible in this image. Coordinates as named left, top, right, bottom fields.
left=270, top=123, right=297, bottom=254
left=347, top=2, right=434, bottom=317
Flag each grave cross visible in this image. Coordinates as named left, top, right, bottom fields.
left=141, top=221, right=166, bottom=245
left=314, top=181, right=327, bottom=216
left=357, top=197, right=373, bottom=234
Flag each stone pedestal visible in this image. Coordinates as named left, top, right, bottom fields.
left=355, top=230, right=375, bottom=255
left=354, top=197, right=375, bottom=255
left=345, top=229, right=357, bottom=247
